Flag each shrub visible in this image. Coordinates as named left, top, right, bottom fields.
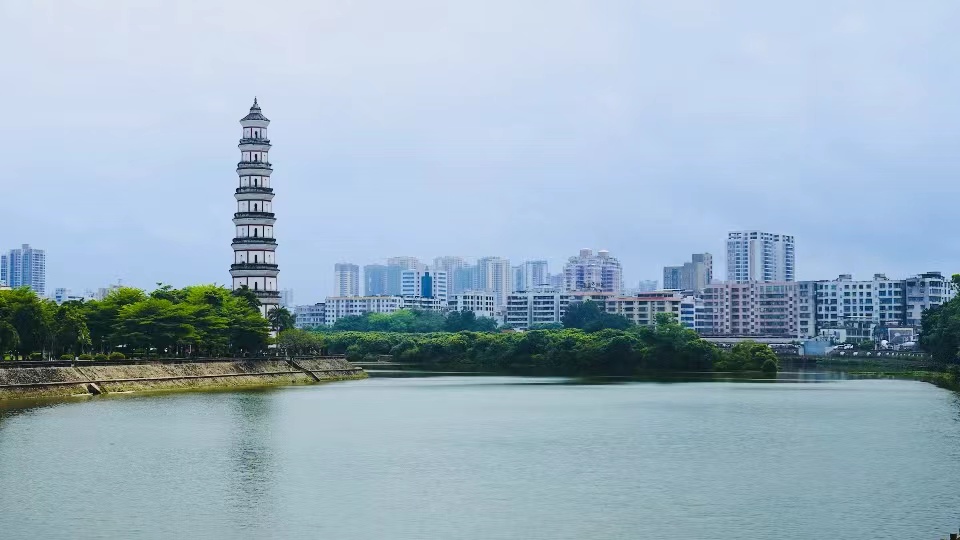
left=29, top=352, right=43, bottom=360
left=94, top=353, right=108, bottom=361
left=60, top=354, right=73, bottom=360
left=761, top=358, right=779, bottom=374
left=109, top=352, right=126, bottom=360
left=78, top=353, right=94, bottom=360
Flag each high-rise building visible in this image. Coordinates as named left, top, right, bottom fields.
left=230, top=99, right=280, bottom=316
left=334, top=263, right=360, bottom=297
left=637, top=280, right=658, bottom=293
left=385, top=256, right=423, bottom=295
left=477, top=256, right=512, bottom=308
left=563, top=248, right=623, bottom=293
left=453, top=265, right=478, bottom=295
left=663, top=253, right=712, bottom=292
left=511, top=266, right=524, bottom=292
left=699, top=281, right=799, bottom=337
left=279, top=289, right=294, bottom=308
left=364, top=264, right=389, bottom=296
left=514, top=260, right=549, bottom=292
left=726, top=231, right=795, bottom=283
left=433, top=257, right=467, bottom=291
left=401, top=269, right=448, bottom=303
left=2, top=244, right=46, bottom=295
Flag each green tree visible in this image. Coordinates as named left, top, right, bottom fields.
left=267, top=306, right=296, bottom=333
left=562, top=300, right=633, bottom=332
left=716, top=341, right=779, bottom=373
left=1, top=287, right=52, bottom=359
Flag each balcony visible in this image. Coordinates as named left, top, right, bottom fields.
left=234, top=211, right=275, bottom=219
left=230, top=263, right=279, bottom=271
left=236, top=186, right=274, bottom=194
left=236, top=161, right=273, bottom=170
left=232, top=237, right=277, bottom=245
left=238, top=138, right=271, bottom=145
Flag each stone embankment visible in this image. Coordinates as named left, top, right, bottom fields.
left=0, top=358, right=366, bottom=401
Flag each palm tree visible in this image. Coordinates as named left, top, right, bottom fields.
left=267, top=306, right=295, bottom=333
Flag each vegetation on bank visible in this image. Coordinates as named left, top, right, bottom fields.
left=303, top=306, right=780, bottom=375
left=0, top=285, right=273, bottom=359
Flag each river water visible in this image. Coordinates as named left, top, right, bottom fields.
left=1, top=374, right=959, bottom=539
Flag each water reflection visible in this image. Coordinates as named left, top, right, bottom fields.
left=225, top=391, right=276, bottom=531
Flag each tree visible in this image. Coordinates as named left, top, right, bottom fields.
left=276, top=329, right=325, bottom=356
left=716, top=341, right=779, bottom=373
left=2, top=287, right=52, bottom=359
left=267, top=306, right=295, bottom=333
left=562, top=300, right=633, bottom=332
left=231, top=285, right=261, bottom=312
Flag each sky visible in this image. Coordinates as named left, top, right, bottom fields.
left=2, top=0, right=960, bottom=302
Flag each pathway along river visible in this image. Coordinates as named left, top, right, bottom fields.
left=1, top=373, right=960, bottom=539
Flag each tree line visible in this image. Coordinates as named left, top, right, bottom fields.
left=0, top=285, right=272, bottom=360
left=304, top=310, right=779, bottom=375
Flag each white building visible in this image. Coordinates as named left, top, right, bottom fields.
left=796, top=272, right=953, bottom=341
left=401, top=269, right=448, bottom=303
left=477, top=256, right=512, bottom=308
left=294, top=303, right=326, bottom=329
left=334, top=263, right=361, bottom=297
left=448, top=292, right=497, bottom=320
left=512, top=260, right=550, bottom=292
left=385, top=256, right=424, bottom=295
left=1, top=244, right=46, bottom=295
left=324, top=296, right=405, bottom=326
left=230, top=99, right=280, bottom=316
left=433, top=256, right=467, bottom=292
left=279, top=289, right=294, bottom=308
left=699, top=281, right=799, bottom=337
left=402, top=296, right=446, bottom=312
left=563, top=248, right=623, bottom=293
left=51, top=288, right=92, bottom=305
left=606, top=292, right=683, bottom=327
left=726, top=231, right=795, bottom=284
left=505, top=289, right=570, bottom=330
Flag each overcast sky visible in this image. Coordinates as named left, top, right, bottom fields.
left=3, top=0, right=959, bottom=302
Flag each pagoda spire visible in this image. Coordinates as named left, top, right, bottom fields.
left=230, top=99, right=280, bottom=316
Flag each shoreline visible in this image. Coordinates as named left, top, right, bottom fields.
left=0, top=358, right=367, bottom=403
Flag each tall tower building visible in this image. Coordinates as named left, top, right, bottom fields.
left=1, top=244, right=45, bottom=294
left=726, top=231, right=795, bottom=283
left=364, top=264, right=389, bottom=296
left=476, top=256, right=512, bottom=308
left=230, top=98, right=280, bottom=316
left=563, top=248, right=623, bottom=293
left=334, top=263, right=361, bottom=297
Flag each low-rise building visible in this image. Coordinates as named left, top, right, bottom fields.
left=605, top=292, right=683, bottom=326
left=505, top=289, right=571, bottom=329
left=294, top=303, right=326, bottom=329
left=448, top=292, right=497, bottom=320
left=324, top=296, right=404, bottom=326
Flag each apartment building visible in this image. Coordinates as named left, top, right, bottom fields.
left=700, top=281, right=799, bottom=337
left=726, top=231, right=795, bottom=283
left=294, top=303, right=326, bottom=329
left=448, top=292, right=497, bottom=320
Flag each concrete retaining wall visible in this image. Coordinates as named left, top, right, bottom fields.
left=0, top=358, right=366, bottom=401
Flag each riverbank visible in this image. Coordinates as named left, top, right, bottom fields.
left=816, top=357, right=960, bottom=391
left=0, top=358, right=366, bottom=401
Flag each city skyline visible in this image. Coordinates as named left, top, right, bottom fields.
left=5, top=3, right=960, bottom=300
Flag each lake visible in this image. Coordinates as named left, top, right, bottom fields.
left=1, top=373, right=959, bottom=539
